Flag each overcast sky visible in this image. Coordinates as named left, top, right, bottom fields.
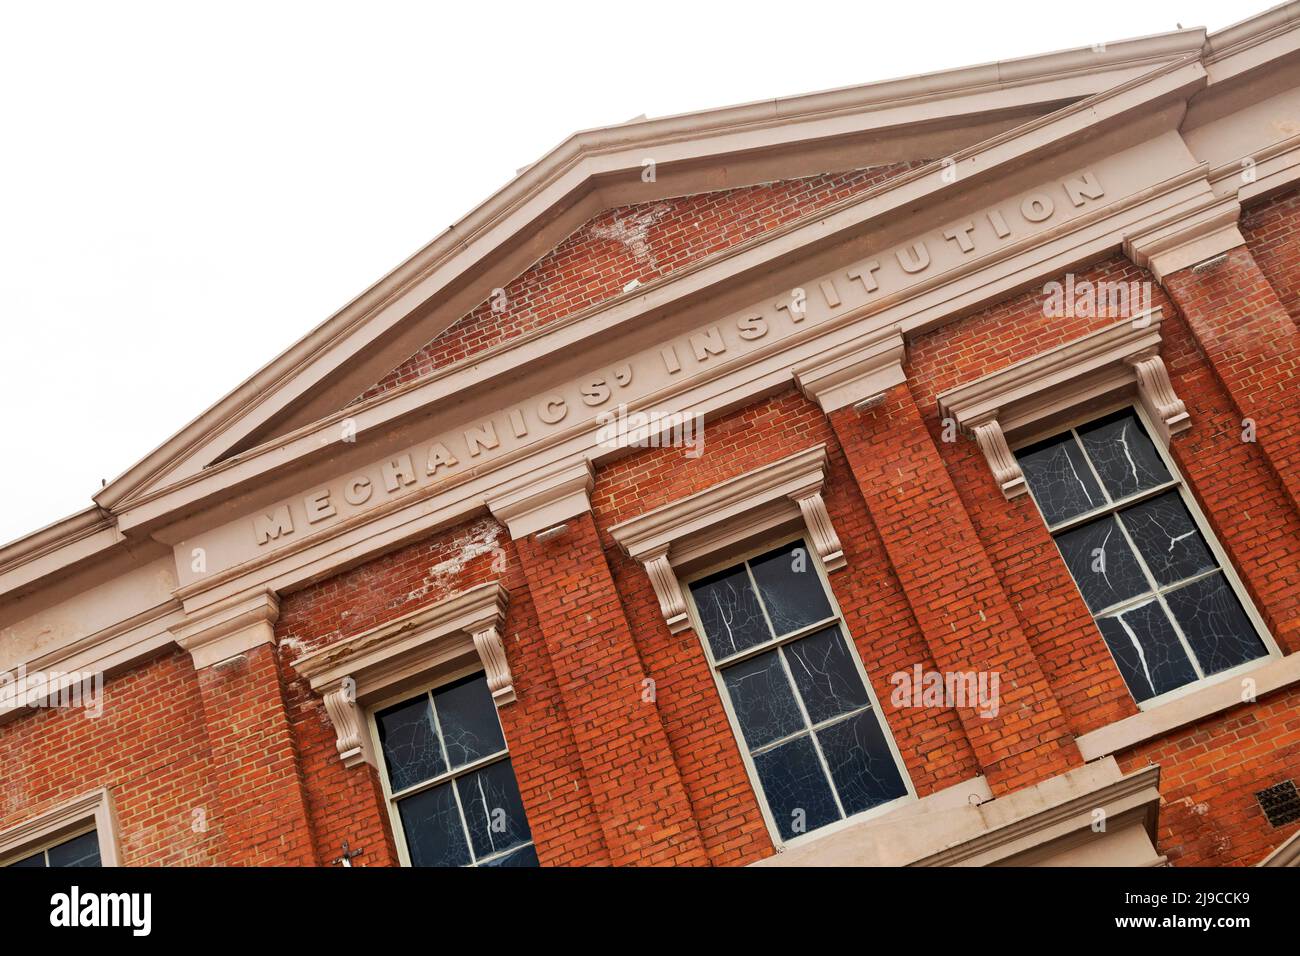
left=0, top=0, right=1248, bottom=546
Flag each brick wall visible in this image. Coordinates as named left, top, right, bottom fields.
left=4, top=174, right=1300, bottom=870
left=0, top=651, right=220, bottom=866
left=358, top=163, right=923, bottom=402
left=1242, top=185, right=1300, bottom=323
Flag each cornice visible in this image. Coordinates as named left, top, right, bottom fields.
left=937, top=313, right=1191, bottom=498
left=292, top=581, right=512, bottom=766
left=170, top=588, right=279, bottom=669
left=292, top=581, right=508, bottom=696
left=104, top=57, right=1211, bottom=541
left=610, top=445, right=842, bottom=632
left=609, top=445, right=832, bottom=560
left=90, top=38, right=1207, bottom=519
left=909, top=764, right=1162, bottom=867
left=937, top=313, right=1168, bottom=431
left=485, top=460, right=595, bottom=540
left=1261, top=829, right=1300, bottom=867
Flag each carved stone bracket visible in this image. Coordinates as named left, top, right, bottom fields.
left=791, top=488, right=846, bottom=571
left=971, top=419, right=1028, bottom=499
left=321, top=682, right=370, bottom=768
left=642, top=545, right=690, bottom=633
left=609, top=445, right=845, bottom=633
left=293, top=582, right=512, bottom=767
left=1128, top=350, right=1191, bottom=443
left=937, top=313, right=1191, bottom=498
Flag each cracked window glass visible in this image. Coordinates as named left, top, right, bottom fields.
left=691, top=539, right=909, bottom=842
left=1017, top=409, right=1268, bottom=705
left=691, top=565, right=770, bottom=660
left=1077, top=410, right=1171, bottom=500
left=379, top=674, right=538, bottom=867
left=1018, top=432, right=1105, bottom=525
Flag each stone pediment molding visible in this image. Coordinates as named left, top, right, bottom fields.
left=937, top=313, right=1189, bottom=499
left=97, top=54, right=1211, bottom=543
left=291, top=582, right=510, bottom=768
left=609, top=445, right=843, bottom=633
left=91, top=33, right=1205, bottom=518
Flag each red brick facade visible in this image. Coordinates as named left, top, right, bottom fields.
left=4, top=129, right=1300, bottom=869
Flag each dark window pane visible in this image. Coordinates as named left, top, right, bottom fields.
left=1096, top=600, right=1197, bottom=702
left=377, top=694, right=446, bottom=792
left=458, top=758, right=532, bottom=861
left=1166, top=573, right=1267, bottom=677
left=817, top=710, right=908, bottom=815
left=8, top=851, right=45, bottom=867
left=1054, top=516, right=1148, bottom=613
left=752, top=736, right=840, bottom=840
left=749, top=540, right=834, bottom=636
left=690, top=565, right=771, bottom=660
left=721, top=650, right=804, bottom=750
left=480, top=842, right=539, bottom=867
left=783, top=626, right=870, bottom=724
left=433, top=674, right=506, bottom=769
left=398, top=782, right=471, bottom=867
left=1119, top=492, right=1216, bottom=587
left=46, top=831, right=100, bottom=868
left=1077, top=411, right=1170, bottom=501
left=1017, top=433, right=1106, bottom=525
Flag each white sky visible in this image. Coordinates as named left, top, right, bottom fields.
left=0, top=0, right=1250, bottom=546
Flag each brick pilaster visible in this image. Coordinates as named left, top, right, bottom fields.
left=1160, top=245, right=1300, bottom=515
left=193, top=643, right=318, bottom=865
left=827, top=385, right=1082, bottom=794
left=514, top=512, right=708, bottom=865
left=175, top=591, right=318, bottom=865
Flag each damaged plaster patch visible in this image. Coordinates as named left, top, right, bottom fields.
left=588, top=203, right=673, bottom=268
left=405, top=519, right=507, bottom=604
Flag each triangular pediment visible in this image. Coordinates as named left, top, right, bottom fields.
left=89, top=29, right=1207, bottom=523
left=355, top=164, right=925, bottom=406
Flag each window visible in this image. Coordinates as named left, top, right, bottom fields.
left=5, top=829, right=100, bottom=868
left=687, top=538, right=910, bottom=843
left=1016, top=408, right=1271, bottom=705
left=373, top=671, right=537, bottom=867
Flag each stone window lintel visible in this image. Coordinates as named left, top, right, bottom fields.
left=292, top=582, right=511, bottom=768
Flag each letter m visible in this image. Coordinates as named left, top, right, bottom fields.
left=253, top=505, right=294, bottom=546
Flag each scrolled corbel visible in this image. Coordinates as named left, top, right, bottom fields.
left=971, top=418, right=1027, bottom=499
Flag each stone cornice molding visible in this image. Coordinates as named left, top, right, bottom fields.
left=793, top=327, right=907, bottom=412
left=170, top=589, right=279, bottom=670
left=1122, top=192, right=1245, bottom=282
left=1261, top=829, right=1300, bottom=867
left=292, top=582, right=511, bottom=767
left=609, top=445, right=843, bottom=633
left=92, top=31, right=1208, bottom=517
left=937, top=313, right=1190, bottom=498
left=909, top=763, right=1162, bottom=867
left=486, top=460, right=595, bottom=540
left=98, top=54, right=1211, bottom=542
